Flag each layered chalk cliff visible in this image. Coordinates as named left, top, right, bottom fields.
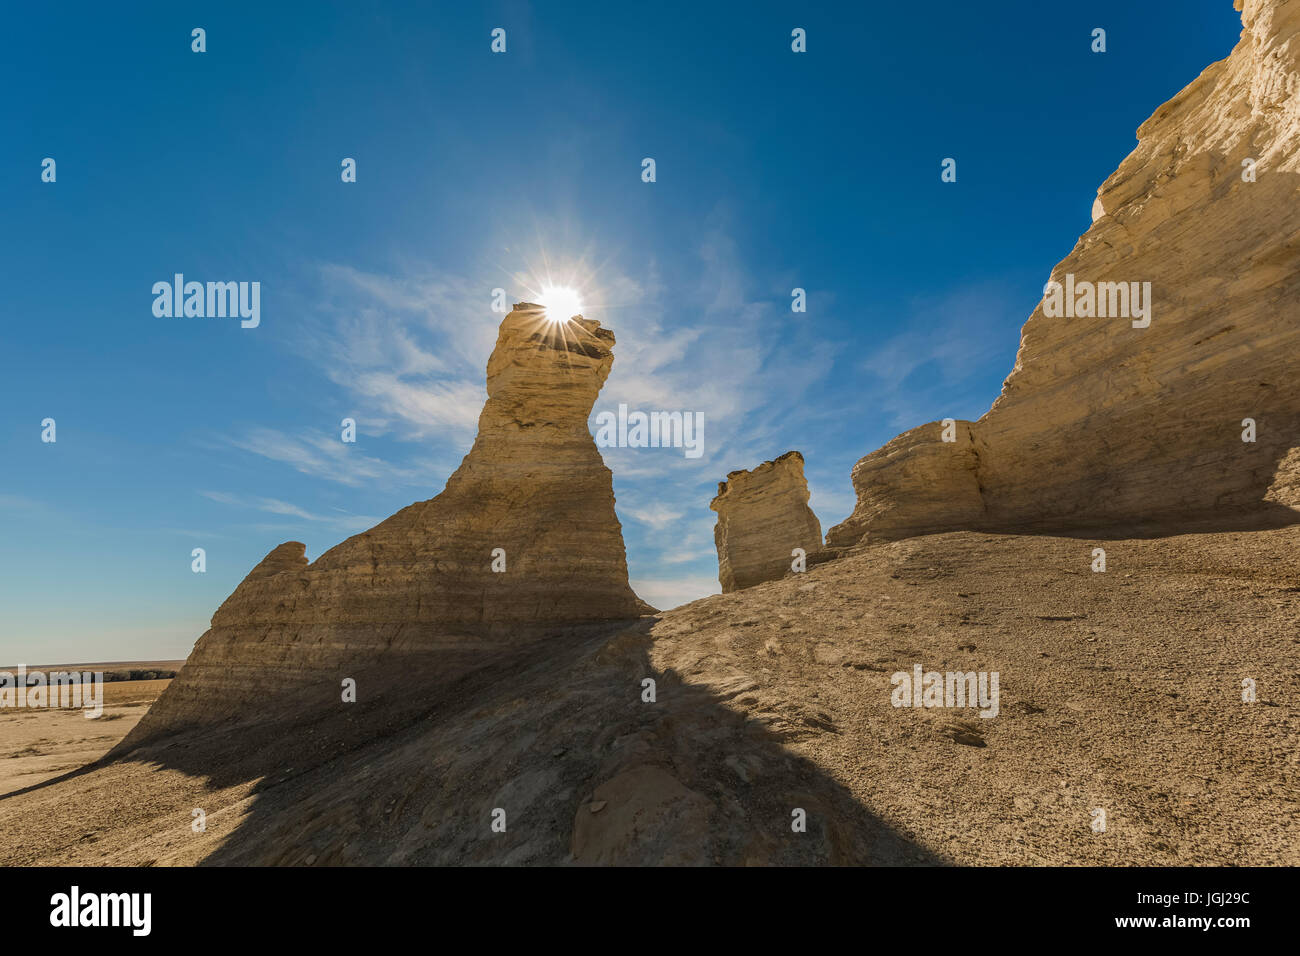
left=124, top=305, right=646, bottom=742
left=829, top=0, right=1300, bottom=547
left=710, top=451, right=823, bottom=591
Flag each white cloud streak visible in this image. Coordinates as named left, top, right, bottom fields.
left=200, top=490, right=377, bottom=533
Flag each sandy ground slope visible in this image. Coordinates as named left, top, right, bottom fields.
left=0, top=529, right=1295, bottom=865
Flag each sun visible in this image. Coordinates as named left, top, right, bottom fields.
left=539, top=285, right=584, bottom=322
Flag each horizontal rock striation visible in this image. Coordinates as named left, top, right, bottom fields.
left=830, top=0, right=1300, bottom=547
left=710, top=451, right=823, bottom=591
left=124, top=304, right=647, bottom=742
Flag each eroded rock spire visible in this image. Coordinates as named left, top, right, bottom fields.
left=710, top=451, right=823, bottom=591
left=125, top=304, right=647, bottom=740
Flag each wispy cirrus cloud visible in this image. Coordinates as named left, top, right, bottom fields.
left=298, top=264, right=497, bottom=444
left=226, top=427, right=421, bottom=488
left=200, top=490, right=377, bottom=533
left=629, top=573, right=721, bottom=613
left=859, top=282, right=1020, bottom=429
left=598, top=214, right=840, bottom=477
left=652, top=517, right=719, bottom=566
left=807, top=480, right=859, bottom=533
left=236, top=219, right=845, bottom=611
left=624, top=503, right=686, bottom=529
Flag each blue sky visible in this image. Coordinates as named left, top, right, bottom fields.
left=1, top=0, right=1242, bottom=663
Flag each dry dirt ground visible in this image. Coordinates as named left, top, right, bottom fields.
left=0, top=679, right=173, bottom=796
left=0, top=529, right=1296, bottom=865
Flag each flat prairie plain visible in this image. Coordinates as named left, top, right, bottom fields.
left=0, top=673, right=178, bottom=797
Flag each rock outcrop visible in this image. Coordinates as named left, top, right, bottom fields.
left=710, top=451, right=823, bottom=591
left=829, top=0, right=1300, bottom=547
left=124, top=304, right=647, bottom=742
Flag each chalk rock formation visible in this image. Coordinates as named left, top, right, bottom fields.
left=127, top=304, right=647, bottom=740
left=710, top=451, right=823, bottom=591
left=830, top=0, right=1300, bottom=547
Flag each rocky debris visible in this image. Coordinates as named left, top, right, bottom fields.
left=121, top=304, right=647, bottom=744
left=710, top=451, right=823, bottom=591
left=941, top=719, right=987, bottom=748
left=829, top=0, right=1300, bottom=547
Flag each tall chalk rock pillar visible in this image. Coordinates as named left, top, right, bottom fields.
left=125, top=304, right=646, bottom=741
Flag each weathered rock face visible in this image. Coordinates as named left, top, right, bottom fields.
left=710, top=451, right=823, bottom=591
left=829, top=0, right=1300, bottom=548
left=127, top=305, right=646, bottom=740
